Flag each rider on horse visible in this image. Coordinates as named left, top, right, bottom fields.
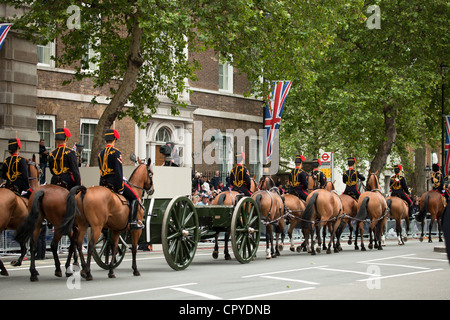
left=390, top=164, right=413, bottom=216
left=342, top=157, right=365, bottom=200
left=288, top=155, right=308, bottom=201
left=311, top=158, right=327, bottom=188
left=431, top=163, right=444, bottom=194
left=48, top=127, right=81, bottom=190
left=1, top=138, right=32, bottom=197
left=98, top=129, right=144, bottom=230
left=230, top=152, right=252, bottom=196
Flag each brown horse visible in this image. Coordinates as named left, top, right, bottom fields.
left=415, top=191, right=444, bottom=242
left=62, top=158, right=154, bottom=280
left=283, top=193, right=306, bottom=252
left=301, top=188, right=343, bottom=255
left=0, top=157, right=40, bottom=276
left=386, top=196, right=410, bottom=245
left=354, top=172, right=388, bottom=251
left=252, top=189, right=285, bottom=258
left=209, top=177, right=258, bottom=260
left=336, top=193, right=358, bottom=250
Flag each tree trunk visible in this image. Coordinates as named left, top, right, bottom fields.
left=369, top=104, right=397, bottom=174
left=89, top=13, right=143, bottom=165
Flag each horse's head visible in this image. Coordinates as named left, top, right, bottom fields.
left=129, top=157, right=154, bottom=197
left=257, top=176, right=275, bottom=191
left=27, top=155, right=41, bottom=188
left=144, top=158, right=154, bottom=196
left=366, top=170, right=380, bottom=191
left=307, top=174, right=317, bottom=192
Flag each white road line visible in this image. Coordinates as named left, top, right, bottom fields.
left=232, top=287, right=315, bottom=300
left=400, top=256, right=449, bottom=262
left=361, top=263, right=430, bottom=270
left=358, top=254, right=416, bottom=264
left=171, top=287, right=223, bottom=300
left=357, top=268, right=444, bottom=282
left=317, top=267, right=374, bottom=276
left=71, top=282, right=198, bottom=300
left=260, top=275, right=320, bottom=285
left=241, top=266, right=328, bottom=278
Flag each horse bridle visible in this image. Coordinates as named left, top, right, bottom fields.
left=27, top=160, right=42, bottom=181
left=127, top=163, right=154, bottom=197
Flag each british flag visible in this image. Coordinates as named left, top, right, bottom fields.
left=0, top=23, right=12, bottom=52
left=444, top=115, right=450, bottom=176
left=263, top=81, right=292, bottom=164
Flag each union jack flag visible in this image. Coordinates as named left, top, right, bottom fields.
left=0, top=23, right=12, bottom=52
left=263, top=81, right=292, bottom=164
left=444, top=115, right=450, bottom=176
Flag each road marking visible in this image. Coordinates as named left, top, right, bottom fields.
left=358, top=254, right=416, bottom=264
left=71, top=283, right=198, bottom=300
left=357, top=268, right=444, bottom=282
left=361, top=263, right=430, bottom=270
left=171, top=287, right=223, bottom=300
left=260, top=275, right=320, bottom=285
left=400, top=256, right=448, bottom=262
left=232, top=287, right=315, bottom=300
left=241, top=266, right=328, bottom=278
left=317, top=267, right=374, bottom=276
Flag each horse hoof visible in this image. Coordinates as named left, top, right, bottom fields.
left=224, top=254, right=231, bottom=260
left=55, top=271, right=62, bottom=278
left=265, top=256, right=272, bottom=259
left=65, top=272, right=73, bottom=278
left=334, top=248, right=340, bottom=253
left=212, top=251, right=218, bottom=259
left=30, top=276, right=39, bottom=282
left=108, top=274, right=116, bottom=279
left=11, top=260, right=21, bottom=267
left=419, top=237, right=423, bottom=242
left=326, top=249, right=331, bottom=254
left=378, top=246, right=383, bottom=250
left=1, top=270, right=9, bottom=276
left=290, top=246, right=295, bottom=252
left=296, top=246, right=302, bottom=253
left=428, top=238, right=433, bottom=243
left=85, top=274, right=93, bottom=281
left=361, top=247, right=366, bottom=252
left=133, top=271, right=141, bottom=276
left=347, top=240, right=352, bottom=245
left=369, top=244, right=373, bottom=250
left=278, top=244, right=284, bottom=252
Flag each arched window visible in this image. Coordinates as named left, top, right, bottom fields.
left=155, top=126, right=171, bottom=143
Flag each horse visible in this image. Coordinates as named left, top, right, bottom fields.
left=252, top=189, right=285, bottom=258
left=301, top=188, right=343, bottom=255
left=209, top=177, right=259, bottom=260
left=62, top=158, right=154, bottom=280
left=386, top=196, right=410, bottom=245
left=336, top=193, right=358, bottom=250
left=415, top=191, right=444, bottom=243
left=283, top=193, right=306, bottom=252
left=15, top=182, right=80, bottom=281
left=354, top=171, right=389, bottom=251
left=0, top=156, right=40, bottom=276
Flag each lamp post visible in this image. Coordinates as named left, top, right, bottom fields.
left=441, top=63, right=448, bottom=177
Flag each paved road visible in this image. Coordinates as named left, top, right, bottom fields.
left=1, top=238, right=449, bottom=303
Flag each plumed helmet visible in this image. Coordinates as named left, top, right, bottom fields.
left=312, top=158, right=321, bottom=168
left=55, top=128, right=71, bottom=140
left=295, top=155, right=305, bottom=164
left=104, top=129, right=120, bottom=141
left=347, top=157, right=356, bottom=166
left=8, top=138, right=21, bottom=152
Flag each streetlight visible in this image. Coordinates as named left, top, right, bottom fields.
left=441, top=63, right=448, bottom=177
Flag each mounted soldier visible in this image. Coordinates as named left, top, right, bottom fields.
left=230, top=152, right=252, bottom=197
left=288, top=155, right=308, bottom=201
left=98, top=129, right=143, bottom=230
left=311, top=158, right=327, bottom=189
left=48, top=127, right=81, bottom=190
left=1, top=138, right=32, bottom=197
left=390, top=164, right=413, bottom=216
left=431, top=163, right=444, bottom=194
left=342, top=157, right=365, bottom=200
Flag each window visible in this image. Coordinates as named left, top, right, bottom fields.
left=80, top=119, right=98, bottom=166
left=219, top=60, right=233, bottom=93
left=155, top=127, right=172, bottom=143
left=37, top=41, right=55, bottom=67
left=249, top=136, right=263, bottom=180
left=36, top=115, right=55, bottom=149
left=218, top=132, right=234, bottom=175
left=82, top=42, right=99, bottom=71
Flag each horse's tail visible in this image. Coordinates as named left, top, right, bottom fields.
left=254, top=193, right=262, bottom=217
left=15, top=189, right=45, bottom=243
left=355, top=196, right=370, bottom=221
left=60, top=185, right=86, bottom=235
left=217, top=193, right=227, bottom=205
left=301, top=192, right=318, bottom=229
left=386, top=198, right=392, bottom=212
left=415, top=193, right=429, bottom=223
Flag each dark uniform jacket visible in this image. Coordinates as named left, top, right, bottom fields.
left=289, top=167, right=308, bottom=201
left=49, top=145, right=81, bottom=189
left=343, top=168, right=365, bottom=199
left=230, top=164, right=252, bottom=196
left=431, top=171, right=444, bottom=194
left=98, top=145, right=124, bottom=193
left=390, top=174, right=412, bottom=206
left=1, top=154, right=30, bottom=194
left=312, top=169, right=327, bottom=188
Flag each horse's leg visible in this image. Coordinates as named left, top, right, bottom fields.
left=76, top=225, right=89, bottom=280
left=0, top=259, right=7, bottom=276
left=358, top=221, right=366, bottom=251
left=403, top=215, right=410, bottom=243
left=212, top=233, right=219, bottom=259
left=29, top=228, right=41, bottom=281
left=322, top=224, right=327, bottom=251
left=11, top=242, right=27, bottom=267
left=348, top=221, right=354, bottom=245
left=288, top=223, right=295, bottom=252
left=224, top=232, right=231, bottom=260
left=50, top=232, right=63, bottom=278
left=265, top=225, right=271, bottom=259
left=438, top=217, right=443, bottom=242
left=376, top=220, right=384, bottom=250
left=368, top=220, right=376, bottom=250
left=332, top=219, right=341, bottom=253
left=131, top=230, right=141, bottom=276
left=428, top=216, right=435, bottom=243
left=84, top=227, right=102, bottom=281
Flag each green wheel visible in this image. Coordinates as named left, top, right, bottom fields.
left=231, top=197, right=261, bottom=264
left=162, top=196, right=199, bottom=270
left=92, top=229, right=128, bottom=270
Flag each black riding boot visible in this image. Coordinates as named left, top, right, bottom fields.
left=129, top=200, right=144, bottom=230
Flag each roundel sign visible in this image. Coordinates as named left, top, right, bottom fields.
left=321, top=152, right=331, bottom=163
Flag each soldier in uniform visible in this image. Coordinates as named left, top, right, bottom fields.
left=98, top=129, right=143, bottom=230
left=48, top=128, right=81, bottom=190
left=1, top=138, right=31, bottom=196
left=288, top=155, right=308, bottom=201
left=431, top=163, right=444, bottom=194
left=390, top=164, right=413, bottom=215
left=230, top=152, right=252, bottom=196
left=342, top=157, right=365, bottom=200
left=311, top=158, right=327, bottom=189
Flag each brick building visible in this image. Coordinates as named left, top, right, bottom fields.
left=0, top=5, right=264, bottom=182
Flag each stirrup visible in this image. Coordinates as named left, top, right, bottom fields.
left=130, top=220, right=145, bottom=230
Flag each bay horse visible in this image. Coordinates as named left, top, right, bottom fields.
left=301, top=188, right=343, bottom=255
left=62, top=158, right=154, bottom=280
left=336, top=193, right=358, bottom=250
left=252, top=189, right=285, bottom=258
left=209, top=177, right=258, bottom=260
left=0, top=156, right=40, bottom=276
left=386, top=196, right=410, bottom=245
left=354, top=171, right=389, bottom=251
left=415, top=190, right=444, bottom=242
left=283, top=193, right=306, bottom=252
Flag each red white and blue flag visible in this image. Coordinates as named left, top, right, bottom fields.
left=0, top=23, right=12, bottom=52
left=444, top=115, right=450, bottom=176
left=263, top=81, right=292, bottom=164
